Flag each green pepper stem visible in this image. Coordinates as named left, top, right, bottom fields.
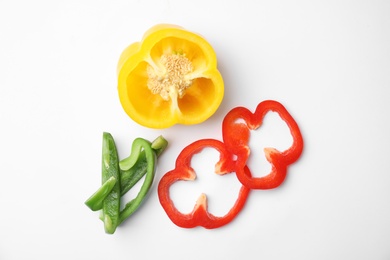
left=151, top=135, right=168, bottom=157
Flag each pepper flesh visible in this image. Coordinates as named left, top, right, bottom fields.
left=117, top=24, right=224, bottom=129
left=222, top=100, right=304, bottom=189
left=158, top=139, right=251, bottom=229
left=101, top=132, right=121, bottom=234
left=85, top=134, right=168, bottom=234
left=118, top=138, right=157, bottom=225
left=85, top=176, right=116, bottom=211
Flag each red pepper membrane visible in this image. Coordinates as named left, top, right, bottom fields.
left=158, top=139, right=251, bottom=229
left=222, top=100, right=304, bottom=189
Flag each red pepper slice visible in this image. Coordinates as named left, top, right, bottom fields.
left=222, top=100, right=303, bottom=189
left=157, top=139, right=251, bottom=229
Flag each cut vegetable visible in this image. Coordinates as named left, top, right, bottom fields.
left=85, top=133, right=168, bottom=234
left=117, top=24, right=224, bottom=128
left=222, top=100, right=304, bottom=189
left=101, top=132, right=121, bottom=234
left=157, top=139, right=250, bottom=229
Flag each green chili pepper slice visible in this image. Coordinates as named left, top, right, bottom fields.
left=101, top=132, right=121, bottom=234
left=85, top=134, right=168, bottom=234
left=84, top=136, right=168, bottom=208
left=118, top=138, right=157, bottom=224
left=85, top=176, right=116, bottom=211
left=120, top=135, right=167, bottom=195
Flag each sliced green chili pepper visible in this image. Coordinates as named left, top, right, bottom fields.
left=120, top=135, right=167, bottom=195
left=84, top=136, right=167, bottom=207
left=85, top=176, right=116, bottom=211
left=119, top=138, right=157, bottom=224
left=101, top=132, right=121, bottom=234
left=85, top=133, right=168, bottom=234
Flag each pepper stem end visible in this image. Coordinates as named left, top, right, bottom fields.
left=151, top=135, right=168, bottom=157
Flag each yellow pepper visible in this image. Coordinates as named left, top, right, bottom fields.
left=117, top=24, right=224, bottom=129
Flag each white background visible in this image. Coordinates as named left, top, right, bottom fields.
left=1, top=0, right=389, bottom=259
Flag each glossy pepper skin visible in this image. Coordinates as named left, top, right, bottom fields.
left=101, top=132, right=121, bottom=234
left=222, top=100, right=304, bottom=189
left=85, top=134, right=168, bottom=234
left=118, top=138, right=157, bottom=225
left=158, top=139, right=251, bottom=229
left=117, top=24, right=224, bottom=129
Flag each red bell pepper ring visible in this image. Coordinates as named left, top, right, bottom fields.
left=222, top=100, right=303, bottom=189
left=158, top=139, right=251, bottom=229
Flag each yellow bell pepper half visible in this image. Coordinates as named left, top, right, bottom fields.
left=117, top=24, right=224, bottom=129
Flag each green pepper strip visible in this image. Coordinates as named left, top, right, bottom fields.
left=85, top=176, right=116, bottom=211
left=101, top=132, right=121, bottom=234
left=85, top=136, right=167, bottom=208
left=85, top=134, right=168, bottom=233
left=118, top=137, right=157, bottom=225
left=120, top=135, right=167, bottom=196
